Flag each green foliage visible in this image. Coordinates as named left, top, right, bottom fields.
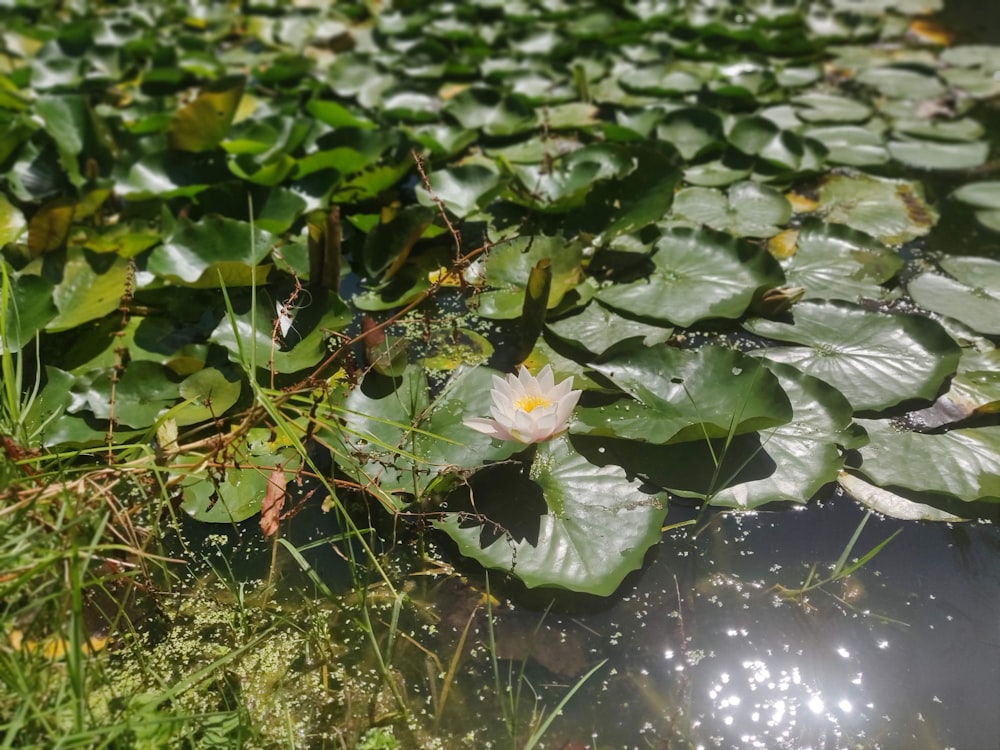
left=2, top=4, right=1000, bottom=744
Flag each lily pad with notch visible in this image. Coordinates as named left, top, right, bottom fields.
left=744, top=300, right=961, bottom=412
left=434, top=434, right=667, bottom=596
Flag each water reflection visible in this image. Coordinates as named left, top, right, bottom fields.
left=505, top=493, right=1000, bottom=749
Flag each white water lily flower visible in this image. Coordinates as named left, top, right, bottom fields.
left=463, top=365, right=581, bottom=445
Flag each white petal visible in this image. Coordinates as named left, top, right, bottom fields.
left=464, top=417, right=515, bottom=442
left=536, top=364, right=555, bottom=392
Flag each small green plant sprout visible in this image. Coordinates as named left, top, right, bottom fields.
left=771, top=510, right=901, bottom=604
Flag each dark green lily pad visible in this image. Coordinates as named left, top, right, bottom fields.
left=596, top=227, right=786, bottom=327
left=587, top=361, right=864, bottom=508
left=855, top=418, right=1000, bottom=503
left=745, top=300, right=961, bottom=412
left=70, top=361, right=179, bottom=429
left=179, top=429, right=303, bottom=523
left=434, top=434, right=667, bottom=596
left=575, top=345, right=793, bottom=444
left=546, top=302, right=673, bottom=357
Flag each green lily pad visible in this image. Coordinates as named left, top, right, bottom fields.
left=1, top=273, right=57, bottom=353
left=167, top=77, right=244, bottom=153
left=855, top=418, right=1000, bottom=503
left=706, top=362, right=866, bottom=507
left=893, top=117, right=984, bottom=143
left=415, top=163, right=505, bottom=218
left=70, top=361, right=180, bottom=429
left=582, top=361, right=864, bottom=509
left=792, top=92, right=872, bottom=123
left=887, top=138, right=989, bottom=171
left=47, top=248, right=131, bottom=332
left=671, top=181, right=791, bottom=238
left=445, top=86, right=538, bottom=137
left=596, top=227, right=786, bottom=327
left=546, top=302, right=673, bottom=357
left=908, top=256, right=1000, bottom=335
left=857, top=65, right=946, bottom=100
left=951, top=182, right=1000, bottom=232
left=434, top=434, right=667, bottom=596
left=507, top=144, right=634, bottom=212
left=178, top=433, right=303, bottom=523
left=815, top=172, right=937, bottom=245
left=655, top=107, right=724, bottom=160
left=782, top=220, right=903, bottom=302
left=727, top=117, right=805, bottom=171
left=170, top=368, right=243, bottom=426
left=745, top=300, right=961, bottom=412
left=148, top=214, right=274, bottom=286
left=475, top=234, right=584, bottom=320
left=0, top=193, right=27, bottom=247
left=210, top=295, right=350, bottom=374
left=804, top=125, right=889, bottom=167
left=575, top=345, right=792, bottom=444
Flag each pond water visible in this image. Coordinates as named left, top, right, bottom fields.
left=422, top=4, right=1000, bottom=746
left=478, top=495, right=1000, bottom=749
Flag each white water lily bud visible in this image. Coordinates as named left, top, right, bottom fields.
left=463, top=365, right=581, bottom=445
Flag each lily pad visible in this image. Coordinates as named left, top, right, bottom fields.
left=708, top=362, right=865, bottom=507
left=745, top=300, right=961, bottom=412
left=908, top=256, right=1000, bottom=335
left=671, top=181, right=791, bottom=238
left=804, top=125, right=889, bottom=167
left=47, top=249, right=131, bottom=332
left=475, top=234, right=584, bottom=319
left=415, top=163, right=505, bottom=218
left=855, top=418, right=1000, bottom=503
left=148, top=214, right=274, bottom=286
left=1, top=273, right=57, bottom=353
left=815, top=172, right=937, bottom=245
left=70, top=361, right=179, bottom=429
left=582, top=362, right=864, bottom=509
left=887, top=138, right=989, bottom=171
left=546, top=302, right=673, bottom=357
left=178, top=431, right=303, bottom=523
left=575, top=345, right=793, bottom=444
left=596, top=227, right=786, bottom=327
left=782, top=220, right=903, bottom=302
left=434, top=434, right=667, bottom=596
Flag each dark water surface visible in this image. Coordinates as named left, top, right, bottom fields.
left=510, top=495, right=1000, bottom=749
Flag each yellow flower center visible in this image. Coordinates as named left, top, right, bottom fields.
left=514, top=394, right=552, bottom=412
